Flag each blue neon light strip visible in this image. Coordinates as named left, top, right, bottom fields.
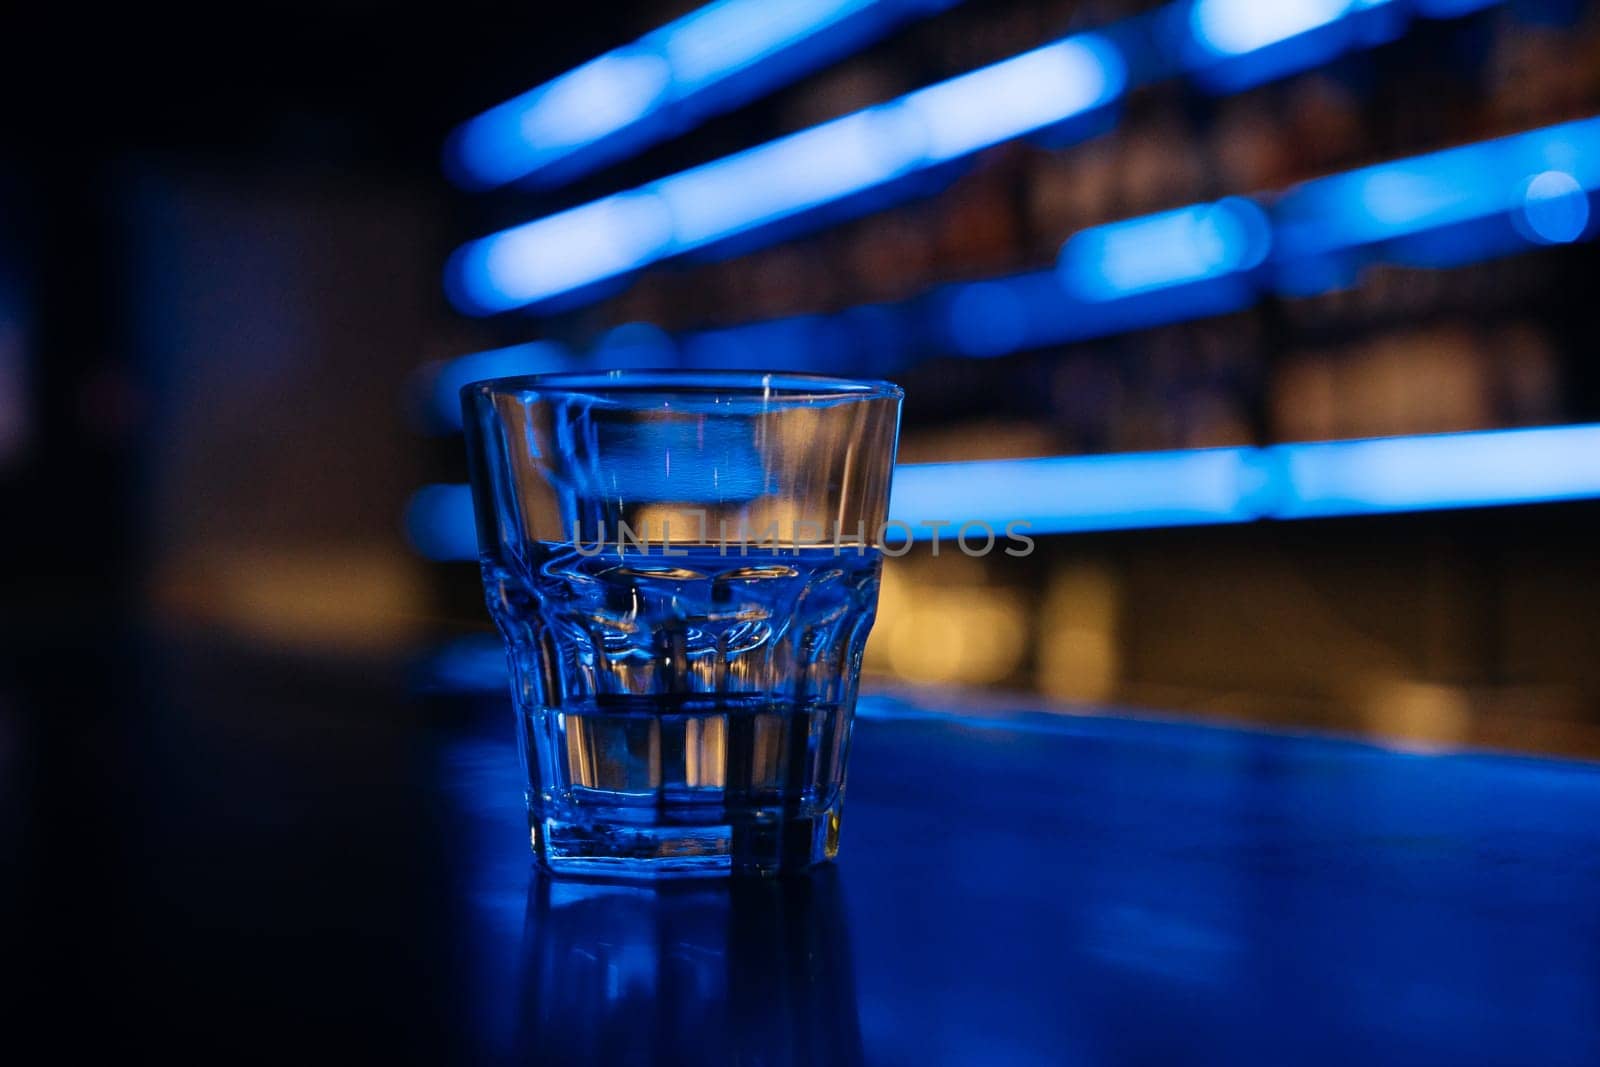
left=424, top=111, right=1600, bottom=413
left=406, top=423, right=1600, bottom=560
left=446, top=0, right=1507, bottom=315
left=890, top=448, right=1266, bottom=536
left=1273, top=118, right=1600, bottom=258
left=447, top=33, right=1125, bottom=314
left=447, top=0, right=961, bottom=191
left=668, top=113, right=1600, bottom=372
left=1188, top=0, right=1372, bottom=58
left=1058, top=197, right=1272, bottom=302
left=1179, top=0, right=1417, bottom=90
left=1274, top=424, right=1600, bottom=518
left=419, top=340, right=578, bottom=429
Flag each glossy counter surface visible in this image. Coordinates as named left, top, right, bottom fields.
left=14, top=642, right=1600, bottom=1064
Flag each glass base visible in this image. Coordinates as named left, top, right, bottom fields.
left=531, top=800, right=843, bottom=879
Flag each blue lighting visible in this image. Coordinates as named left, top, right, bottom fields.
left=408, top=424, right=1600, bottom=559
left=446, top=0, right=1516, bottom=314
left=1059, top=197, right=1270, bottom=301
left=405, top=483, right=480, bottom=562
left=1274, top=117, right=1600, bottom=264
left=682, top=315, right=846, bottom=372
left=424, top=341, right=578, bottom=431
left=890, top=448, right=1265, bottom=535
left=451, top=113, right=1600, bottom=373
left=676, top=304, right=911, bottom=376
left=1413, top=0, right=1501, bottom=14
left=424, top=635, right=513, bottom=693
left=449, top=52, right=670, bottom=189
left=896, top=424, right=1600, bottom=534
left=944, top=281, right=1032, bottom=357
left=899, top=36, right=1125, bottom=163
left=591, top=322, right=682, bottom=368
left=633, top=111, right=1600, bottom=371
left=470, top=112, right=1597, bottom=374
left=446, top=193, right=676, bottom=314
left=1520, top=170, right=1591, bottom=244
left=419, top=328, right=682, bottom=435
left=656, top=108, right=925, bottom=248
left=447, top=0, right=957, bottom=191
left=1188, top=0, right=1356, bottom=58
left=1181, top=0, right=1417, bottom=90
left=1271, top=425, right=1600, bottom=519
left=663, top=0, right=878, bottom=89
left=447, top=32, right=1124, bottom=315
left=650, top=34, right=1122, bottom=251
left=935, top=268, right=1256, bottom=359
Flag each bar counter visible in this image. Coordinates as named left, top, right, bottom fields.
left=14, top=638, right=1600, bottom=1063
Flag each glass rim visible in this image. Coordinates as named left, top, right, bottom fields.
left=461, top=368, right=903, bottom=403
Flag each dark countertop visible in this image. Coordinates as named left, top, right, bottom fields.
left=12, top=637, right=1600, bottom=1064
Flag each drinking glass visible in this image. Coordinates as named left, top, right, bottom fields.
left=461, top=371, right=902, bottom=878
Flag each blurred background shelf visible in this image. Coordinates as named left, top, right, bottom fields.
left=6, top=0, right=1600, bottom=757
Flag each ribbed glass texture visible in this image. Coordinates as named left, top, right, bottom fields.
left=462, top=371, right=901, bottom=877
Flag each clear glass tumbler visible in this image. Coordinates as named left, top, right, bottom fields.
left=461, top=371, right=902, bottom=878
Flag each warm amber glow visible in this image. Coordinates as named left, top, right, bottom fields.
left=685, top=715, right=727, bottom=787
left=1037, top=562, right=1121, bottom=703
left=871, top=557, right=1028, bottom=686
left=151, top=548, right=426, bottom=654
left=1360, top=678, right=1472, bottom=752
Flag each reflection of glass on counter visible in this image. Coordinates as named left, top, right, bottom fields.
left=517, top=872, right=864, bottom=1065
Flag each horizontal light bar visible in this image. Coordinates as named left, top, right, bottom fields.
left=889, top=448, right=1266, bottom=535
left=447, top=33, right=1125, bottom=314
left=446, top=0, right=1511, bottom=315
left=1059, top=196, right=1271, bottom=301
left=1188, top=0, right=1367, bottom=59
left=676, top=112, right=1600, bottom=370
left=406, top=424, right=1600, bottom=559
left=416, top=341, right=577, bottom=430
left=447, top=0, right=959, bottom=191
left=1274, top=116, right=1600, bottom=259
left=1179, top=0, right=1425, bottom=91
left=424, top=111, right=1600, bottom=415
left=1275, top=424, right=1600, bottom=518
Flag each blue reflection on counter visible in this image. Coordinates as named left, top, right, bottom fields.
left=436, top=693, right=1600, bottom=1065
left=436, top=721, right=864, bottom=1063
left=515, top=873, right=863, bottom=1065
